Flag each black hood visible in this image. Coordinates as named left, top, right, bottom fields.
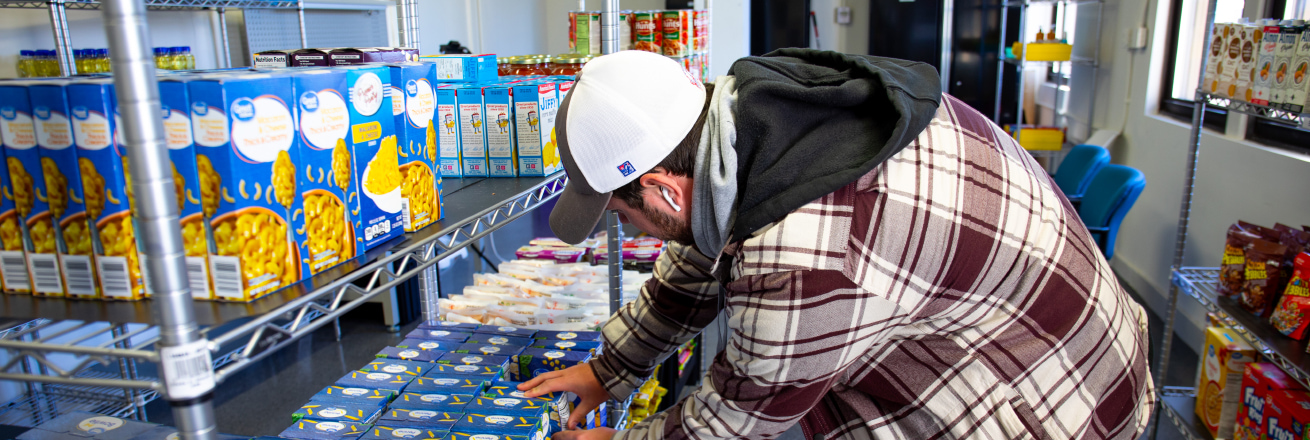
left=726, top=49, right=942, bottom=242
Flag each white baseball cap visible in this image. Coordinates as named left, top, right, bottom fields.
left=549, top=50, right=706, bottom=244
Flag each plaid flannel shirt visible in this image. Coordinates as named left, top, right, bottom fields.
left=589, top=95, right=1155, bottom=440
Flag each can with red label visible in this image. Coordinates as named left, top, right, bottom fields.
left=568, top=11, right=578, bottom=52
left=693, top=10, right=708, bottom=53
left=634, top=11, right=661, bottom=53
left=662, top=10, right=692, bottom=57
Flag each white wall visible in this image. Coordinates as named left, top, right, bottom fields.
left=809, top=0, right=869, bottom=55
left=0, top=8, right=224, bottom=78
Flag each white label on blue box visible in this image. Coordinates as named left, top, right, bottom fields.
left=494, top=398, right=521, bottom=407
left=367, top=373, right=393, bottom=380
left=344, top=388, right=368, bottom=396
left=77, top=416, right=125, bottom=434
left=320, top=408, right=347, bottom=418
left=317, top=422, right=345, bottom=432
left=421, top=394, right=447, bottom=402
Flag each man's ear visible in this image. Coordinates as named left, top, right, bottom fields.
left=638, top=171, right=684, bottom=210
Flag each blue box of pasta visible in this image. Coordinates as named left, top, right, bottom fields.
left=529, top=340, right=600, bottom=353
left=157, top=78, right=214, bottom=300
left=361, top=359, right=432, bottom=378
left=454, top=343, right=525, bottom=357
left=464, top=334, right=533, bottom=347
left=405, top=329, right=472, bottom=342
left=510, top=81, right=560, bottom=177
left=390, top=392, right=473, bottom=412
left=451, top=414, right=544, bottom=440
left=454, top=84, right=487, bottom=177
left=445, top=434, right=526, bottom=440
left=397, top=338, right=461, bottom=352
left=337, top=65, right=402, bottom=251
left=403, top=376, right=485, bottom=395
left=310, top=385, right=396, bottom=407
left=187, top=72, right=303, bottom=301
left=385, top=63, right=442, bottom=231
left=335, top=370, right=413, bottom=391
left=465, top=396, right=550, bottom=419
left=288, top=69, right=360, bottom=278
left=292, top=402, right=383, bottom=424
left=510, top=348, right=592, bottom=382
left=417, top=321, right=481, bottom=331
left=481, top=84, right=515, bottom=177
left=434, top=85, right=460, bottom=177
left=425, top=364, right=502, bottom=379
left=360, top=425, right=449, bottom=440
left=0, top=82, right=38, bottom=294
left=378, top=346, right=445, bottom=363
left=278, top=419, right=368, bottom=440
left=533, top=330, right=601, bottom=342
left=436, top=352, right=509, bottom=369
left=482, top=382, right=568, bottom=431
left=377, top=408, right=459, bottom=428
left=474, top=325, right=536, bottom=338
left=29, top=81, right=96, bottom=299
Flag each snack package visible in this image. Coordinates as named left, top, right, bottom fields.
left=288, top=69, right=359, bottom=277
left=464, top=334, right=534, bottom=347
left=452, top=414, right=544, bottom=440
left=157, top=78, right=213, bottom=300
left=1277, top=224, right=1310, bottom=264
left=529, top=339, right=600, bottom=353
left=292, top=402, right=382, bottom=424
left=360, top=359, right=431, bottom=378
left=404, top=329, right=472, bottom=342
left=1205, top=23, right=1231, bottom=96
left=1242, top=239, right=1291, bottom=317
left=1234, top=363, right=1303, bottom=440
left=358, top=425, right=448, bottom=440
left=465, top=396, right=551, bottom=419
left=338, top=65, right=403, bottom=251
left=455, top=84, right=488, bottom=177
left=510, top=82, right=561, bottom=176
left=389, top=392, right=474, bottom=412
left=334, top=370, right=412, bottom=391
left=188, top=73, right=303, bottom=301
left=534, top=330, right=602, bottom=342
left=1196, top=326, right=1258, bottom=438
left=436, top=352, right=511, bottom=369
left=1273, top=21, right=1302, bottom=109
left=396, top=338, right=460, bottom=352
left=1222, top=223, right=1261, bottom=295
left=0, top=82, right=44, bottom=294
left=377, top=346, right=445, bottom=363
left=1272, top=253, right=1310, bottom=339
left=376, top=408, right=459, bottom=429
left=29, top=82, right=98, bottom=298
left=309, top=386, right=396, bottom=407
left=424, top=366, right=503, bottom=382
left=279, top=419, right=368, bottom=440
left=1265, top=390, right=1310, bottom=440
left=403, top=376, right=485, bottom=395
left=475, top=325, right=538, bottom=338
left=454, top=342, right=527, bottom=357
left=385, top=63, right=442, bottom=231
left=417, top=321, right=481, bottom=331
left=511, top=348, right=592, bottom=382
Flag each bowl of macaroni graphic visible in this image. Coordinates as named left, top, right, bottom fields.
left=362, top=136, right=404, bottom=214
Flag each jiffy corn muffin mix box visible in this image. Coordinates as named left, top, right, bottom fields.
left=434, top=85, right=461, bottom=177
left=339, top=65, right=403, bottom=251
left=30, top=81, right=97, bottom=299
left=511, top=82, right=560, bottom=177
left=288, top=69, right=360, bottom=277
left=156, top=78, right=213, bottom=300
left=187, top=73, right=304, bottom=301
left=455, top=84, right=488, bottom=177
left=385, top=63, right=442, bottom=231
left=0, top=82, right=37, bottom=293
left=66, top=80, right=143, bottom=300
left=482, top=84, right=515, bottom=177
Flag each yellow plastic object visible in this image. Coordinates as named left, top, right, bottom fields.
left=1005, top=125, right=1065, bottom=151
left=1012, top=42, right=1073, bottom=62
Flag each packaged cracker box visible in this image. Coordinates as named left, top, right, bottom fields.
left=310, top=385, right=397, bottom=407
left=157, top=78, right=214, bottom=300
left=420, top=54, right=498, bottom=83
left=1266, top=390, right=1310, bottom=440
left=1254, top=20, right=1282, bottom=105
left=435, top=84, right=461, bottom=177
left=385, top=63, right=441, bottom=231
left=29, top=81, right=97, bottom=298
left=66, top=80, right=143, bottom=300
left=511, top=82, right=560, bottom=177
left=1287, top=26, right=1310, bottom=113
left=188, top=73, right=303, bottom=301
left=1272, top=21, right=1302, bottom=108
left=405, top=328, right=472, bottom=342
left=1197, top=326, right=1259, bottom=439
left=404, top=376, right=485, bottom=395
left=278, top=419, right=368, bottom=440
left=338, top=65, right=404, bottom=251
left=360, top=425, right=448, bottom=440
left=292, top=402, right=382, bottom=424
left=511, top=348, right=591, bottom=382
left=377, top=346, right=445, bottom=363
left=1233, top=23, right=1260, bottom=102
left=288, top=69, right=360, bottom=278
left=483, top=83, right=515, bottom=177
left=377, top=408, right=459, bottom=429
left=1234, top=363, right=1303, bottom=440
left=361, top=358, right=432, bottom=378
left=390, top=392, right=473, bottom=412
left=455, top=84, right=488, bottom=177
left=335, top=370, right=412, bottom=392
left=0, top=83, right=33, bottom=293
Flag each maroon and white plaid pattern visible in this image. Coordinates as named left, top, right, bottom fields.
left=592, top=95, right=1154, bottom=440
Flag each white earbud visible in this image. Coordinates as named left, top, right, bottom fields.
left=661, top=187, right=682, bottom=212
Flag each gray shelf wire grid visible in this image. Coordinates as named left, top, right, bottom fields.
left=1159, top=386, right=1209, bottom=440
left=0, top=370, right=160, bottom=427
left=0, top=0, right=299, bottom=10
left=1200, top=92, right=1310, bottom=128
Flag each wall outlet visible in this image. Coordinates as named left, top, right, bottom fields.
left=835, top=6, right=852, bottom=24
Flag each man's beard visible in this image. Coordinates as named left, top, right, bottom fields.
left=640, top=201, right=695, bottom=246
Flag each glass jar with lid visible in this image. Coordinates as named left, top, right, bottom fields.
left=497, top=56, right=517, bottom=76
left=550, top=54, right=593, bottom=76
left=508, top=56, right=548, bottom=76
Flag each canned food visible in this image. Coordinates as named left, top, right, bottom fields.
left=635, top=11, right=661, bottom=53
left=693, top=10, right=708, bottom=53
left=662, top=10, right=692, bottom=57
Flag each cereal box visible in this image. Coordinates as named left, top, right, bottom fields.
left=390, top=392, right=473, bottom=412
left=1235, top=363, right=1303, bottom=440
left=292, top=402, right=382, bottom=424
left=421, top=55, right=498, bottom=83
left=510, top=348, right=591, bottom=382
left=187, top=73, right=304, bottom=301
left=403, top=376, right=485, bottom=395
left=1206, top=23, right=1231, bottom=96
left=483, top=84, right=516, bottom=177
left=157, top=78, right=214, bottom=300
left=436, top=352, right=510, bottom=369
left=1197, top=326, right=1259, bottom=439
left=29, top=82, right=97, bottom=298
left=309, top=385, right=397, bottom=407
left=397, top=338, right=461, bottom=352
left=66, top=80, right=143, bottom=300
left=455, top=84, right=488, bottom=177
left=385, top=63, right=442, bottom=231
left=1254, top=21, right=1282, bottom=105
left=361, top=359, right=432, bottom=378
left=1287, top=27, right=1310, bottom=113
left=359, top=425, right=448, bottom=440
left=339, top=65, right=404, bottom=251
left=405, top=328, right=472, bottom=342
left=0, top=83, right=36, bottom=293
left=1266, top=390, right=1310, bottom=440
left=662, top=10, right=693, bottom=58
left=288, top=69, right=360, bottom=278
left=334, top=370, right=412, bottom=391
left=435, top=84, right=461, bottom=177
left=377, top=346, right=445, bottom=362
left=1273, top=21, right=1302, bottom=108
left=278, top=419, right=368, bottom=440
left=511, top=82, right=560, bottom=177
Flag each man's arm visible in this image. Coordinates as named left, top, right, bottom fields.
left=590, top=240, right=722, bottom=401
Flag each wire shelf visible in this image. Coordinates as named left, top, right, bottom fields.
left=0, top=370, right=159, bottom=427
left=1199, top=92, right=1310, bottom=128
left=1158, top=387, right=1210, bottom=440
left=0, top=0, right=299, bottom=10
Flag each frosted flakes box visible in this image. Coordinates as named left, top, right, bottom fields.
left=361, top=359, right=432, bottom=378
left=420, top=55, right=498, bottom=83
left=465, top=396, right=550, bottom=419
left=187, top=73, right=303, bottom=301
left=385, top=63, right=441, bottom=231
left=464, top=334, right=533, bottom=347
left=454, top=342, right=525, bottom=357
left=397, top=338, right=461, bottom=352
left=377, top=346, right=445, bottom=363
left=360, top=425, right=449, bottom=440
left=335, top=370, right=413, bottom=391
left=455, top=84, right=488, bottom=177
left=533, top=330, right=601, bottom=342
left=434, top=85, right=461, bottom=177
left=481, top=84, right=515, bottom=177
left=475, top=325, right=536, bottom=338
left=293, top=402, right=382, bottom=424
left=404, top=376, right=485, bottom=395
left=529, top=339, right=599, bottom=353
left=510, top=82, right=560, bottom=177
left=510, top=348, right=591, bottom=382
left=377, top=408, right=460, bottom=428
left=0, top=82, right=37, bottom=293
left=310, top=385, right=397, bottom=407
left=29, top=81, right=96, bottom=298
left=436, top=352, right=510, bottom=369
left=337, top=65, right=404, bottom=251
left=390, top=392, right=474, bottom=412
left=405, top=329, right=472, bottom=342
left=67, top=80, right=143, bottom=300
left=278, top=419, right=368, bottom=440
left=288, top=69, right=360, bottom=277
left=418, top=321, right=481, bottom=331
left=451, top=414, right=544, bottom=440
left=156, top=78, right=213, bottom=300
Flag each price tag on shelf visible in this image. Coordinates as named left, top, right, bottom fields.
left=159, top=340, right=215, bottom=400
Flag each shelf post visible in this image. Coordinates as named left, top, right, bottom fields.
left=216, top=8, right=231, bottom=69
left=297, top=0, right=308, bottom=49
left=606, top=210, right=623, bottom=317
left=599, top=0, right=619, bottom=55
left=939, top=0, right=953, bottom=93
left=991, top=3, right=1009, bottom=122
left=101, top=0, right=215, bottom=438
left=405, top=0, right=420, bottom=51
left=47, top=0, right=76, bottom=76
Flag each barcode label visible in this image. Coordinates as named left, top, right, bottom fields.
left=28, top=254, right=62, bottom=294
left=187, top=257, right=210, bottom=299
left=96, top=256, right=132, bottom=298
left=401, top=199, right=412, bottom=231
left=210, top=256, right=242, bottom=300
left=0, top=251, right=28, bottom=291
left=160, top=340, right=215, bottom=399
left=61, top=255, right=95, bottom=296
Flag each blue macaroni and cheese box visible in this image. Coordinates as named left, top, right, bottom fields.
left=391, top=392, right=473, bottom=412
left=405, top=329, right=472, bottom=342
left=339, top=65, right=403, bottom=251
left=466, top=396, right=550, bottom=419
left=445, top=433, right=526, bottom=440
left=278, top=419, right=368, bottom=440
left=288, top=69, right=360, bottom=278
left=377, top=408, right=460, bottom=428
left=510, top=82, right=560, bottom=177
left=529, top=340, right=600, bottom=353
left=511, top=348, right=592, bottom=382
left=533, top=330, right=601, bottom=342
left=482, top=84, right=515, bottom=177
left=475, top=325, right=536, bottom=338
left=464, top=335, right=533, bottom=347
left=434, top=85, right=461, bottom=177
left=310, top=385, right=396, bottom=407
left=397, top=338, right=461, bottom=352
left=452, top=414, right=544, bottom=440
left=13, top=411, right=155, bottom=440
left=157, top=78, right=214, bottom=300
left=403, top=376, right=485, bottom=395
left=436, top=352, right=510, bottom=369
left=292, top=402, right=382, bottom=424
left=0, top=145, right=20, bottom=292
left=361, top=359, right=431, bottom=378
left=67, top=80, right=144, bottom=300
left=385, top=63, right=442, bottom=231
left=187, top=73, right=304, bottom=301
left=425, top=364, right=502, bottom=380
left=0, top=82, right=39, bottom=294
left=29, top=81, right=96, bottom=299
left=455, top=84, right=488, bottom=177
left=454, top=343, right=525, bottom=357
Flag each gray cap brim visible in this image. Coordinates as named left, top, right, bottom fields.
left=549, top=88, right=612, bottom=245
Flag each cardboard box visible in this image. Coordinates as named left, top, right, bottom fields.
left=310, top=385, right=397, bottom=407
left=337, top=65, right=404, bottom=251
left=1196, top=326, right=1259, bottom=439
left=1287, top=27, right=1310, bottom=113
left=533, top=330, right=602, bottom=342
left=403, top=376, right=485, bottom=395
left=0, top=83, right=35, bottom=293
left=420, top=55, right=498, bottom=83
left=330, top=48, right=409, bottom=66
left=292, top=402, right=383, bottom=424
left=390, top=392, right=474, bottom=412
left=452, top=414, right=543, bottom=440
left=1233, top=24, right=1260, bottom=102
left=436, top=352, right=511, bottom=369
left=404, top=328, right=472, bottom=342
left=482, top=84, right=516, bottom=177
left=424, top=367, right=503, bottom=382
left=1253, top=21, right=1281, bottom=105
left=187, top=73, right=304, bottom=301
left=435, top=85, right=462, bottom=177
left=397, top=338, right=461, bottom=352
left=529, top=339, right=600, bottom=353
left=466, top=396, right=550, bottom=418
left=511, top=82, right=560, bottom=177
left=377, top=346, right=445, bottom=362
left=157, top=78, right=214, bottom=300
left=290, top=49, right=331, bottom=67
left=511, top=348, right=592, bottom=382
left=418, top=321, right=481, bottom=331
left=15, top=411, right=155, bottom=440
left=1265, top=390, right=1310, bottom=440
left=1205, top=23, right=1231, bottom=96
left=476, top=325, right=537, bottom=338
left=455, top=84, right=488, bottom=177
left=278, top=419, right=368, bottom=440
left=361, top=358, right=432, bottom=378
left=253, top=50, right=293, bottom=68
left=446, top=434, right=526, bottom=440
left=334, top=370, right=413, bottom=391
left=359, top=425, right=449, bottom=440
left=464, top=335, right=533, bottom=347
left=377, top=408, right=459, bottom=428
left=385, top=63, right=442, bottom=231
left=575, top=13, right=600, bottom=55
left=288, top=69, right=360, bottom=278
left=1234, top=363, right=1302, bottom=440
left=1272, top=22, right=1301, bottom=108
left=454, top=342, right=526, bottom=357
left=29, top=82, right=97, bottom=298
left=1218, top=23, right=1243, bottom=98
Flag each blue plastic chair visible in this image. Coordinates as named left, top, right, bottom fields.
left=1052, top=144, right=1110, bottom=203
left=1078, top=165, right=1146, bottom=260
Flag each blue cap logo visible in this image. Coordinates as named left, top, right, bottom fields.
left=0, top=107, right=15, bottom=120
left=406, top=79, right=419, bottom=97
left=33, top=106, right=50, bottom=120
left=71, top=106, right=88, bottom=120
left=617, top=161, right=636, bottom=176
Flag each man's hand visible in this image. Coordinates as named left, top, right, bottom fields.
left=517, top=363, right=609, bottom=429
left=553, top=427, right=617, bottom=440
